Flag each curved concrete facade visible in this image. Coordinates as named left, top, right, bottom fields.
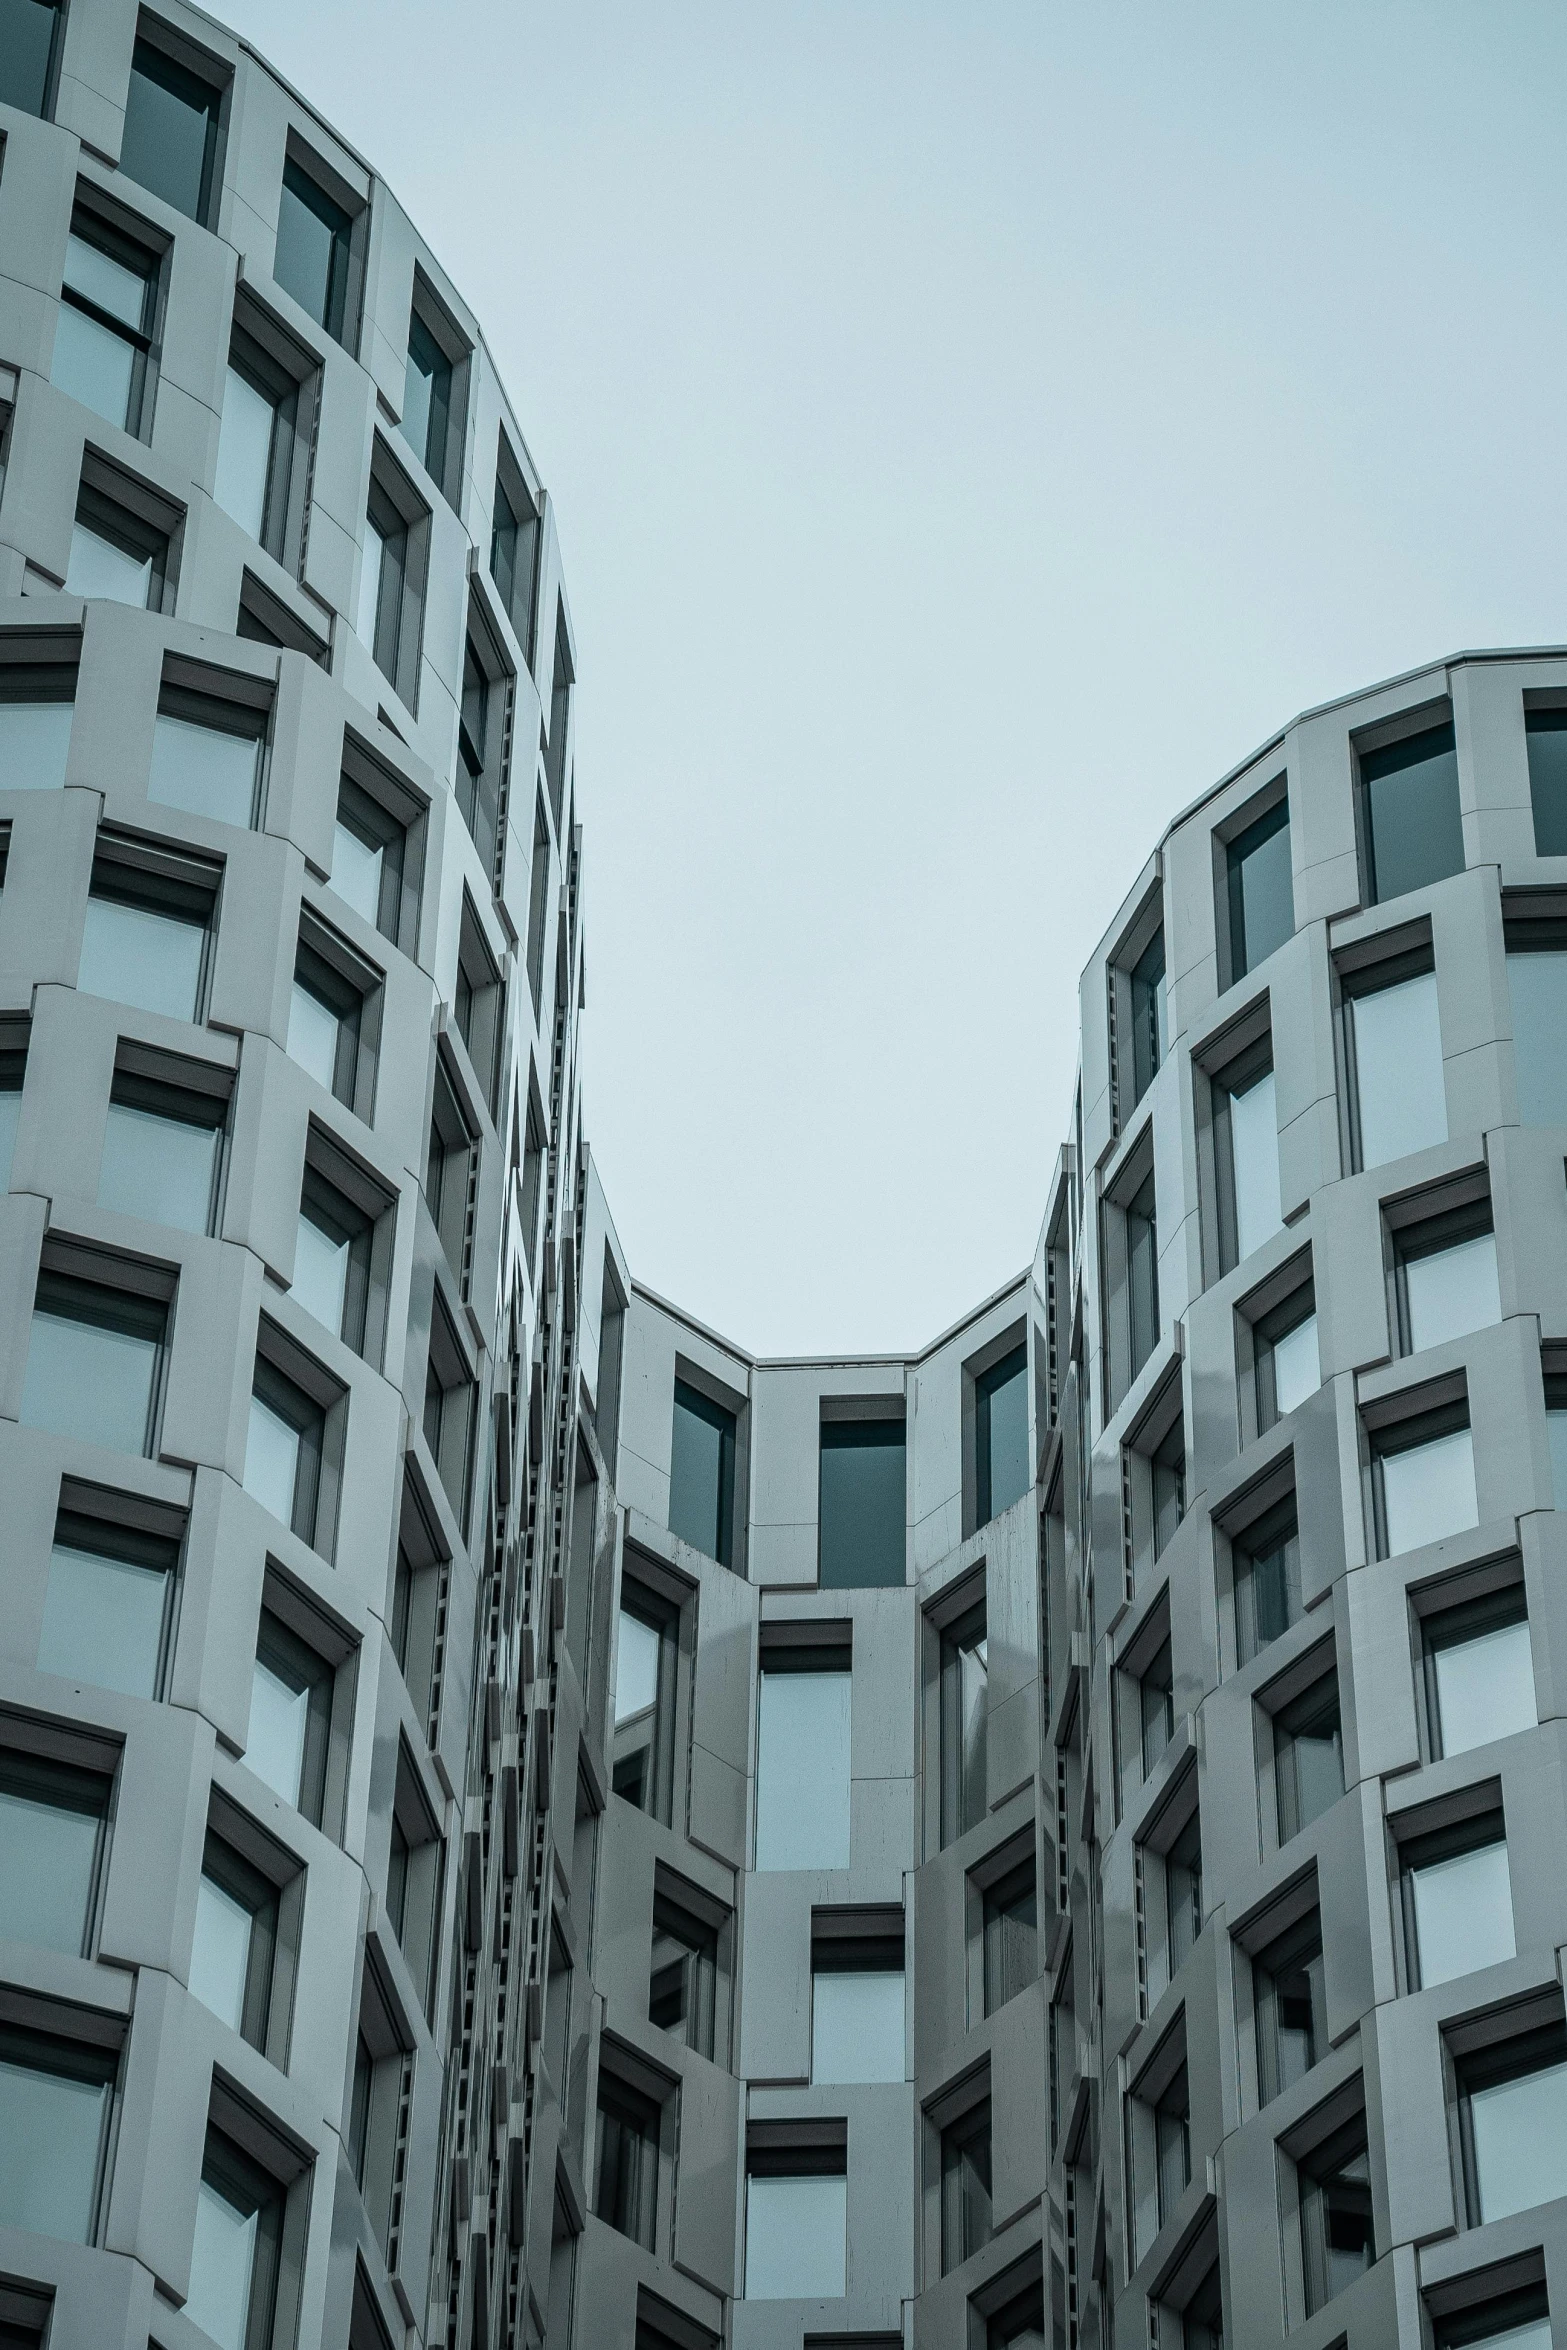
left=5, top=8, right=1567, bottom=2350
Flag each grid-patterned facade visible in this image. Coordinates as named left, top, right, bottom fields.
left=5, top=6, right=1567, bottom=2350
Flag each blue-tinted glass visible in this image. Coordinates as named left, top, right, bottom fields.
left=1527, top=710, right=1567, bottom=856
left=0, top=2035, right=113, bottom=2244
left=244, top=1392, right=300, bottom=1522
left=1362, top=723, right=1464, bottom=904
left=755, top=1670, right=851, bottom=1869
left=1126, top=1170, right=1159, bottom=1378
left=819, top=1418, right=905, bottom=1587
left=669, top=1380, right=735, bottom=1564
left=120, top=39, right=221, bottom=224
left=99, top=1099, right=219, bottom=1234
left=0, top=1085, right=20, bottom=1185
left=188, top=2171, right=259, bottom=2350
left=0, top=0, right=60, bottom=116
left=744, top=2172, right=846, bottom=2299
left=977, top=1345, right=1029, bottom=1524
left=1226, top=800, right=1293, bottom=979
left=50, top=301, right=136, bottom=430
left=39, top=1540, right=169, bottom=1698
left=21, top=1290, right=161, bottom=1454
left=274, top=158, right=352, bottom=340
left=0, top=1757, right=103, bottom=1954
left=811, top=1967, right=904, bottom=2083
left=66, top=523, right=153, bottom=607
left=214, top=365, right=275, bottom=540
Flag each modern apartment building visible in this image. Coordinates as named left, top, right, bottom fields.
left=3, top=5, right=1567, bottom=2350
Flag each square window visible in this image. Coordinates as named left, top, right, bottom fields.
left=67, top=473, right=174, bottom=610
left=21, top=1264, right=168, bottom=1456
left=1458, top=2019, right=1567, bottom=2226
left=121, top=26, right=226, bottom=225
left=1233, top=1495, right=1301, bottom=1668
left=0, top=641, right=76, bottom=791
left=1424, top=1586, right=1535, bottom=1761
left=1252, top=1904, right=1325, bottom=2106
left=80, top=839, right=218, bottom=1023
left=0, top=2022, right=118, bottom=2246
left=1341, top=953, right=1445, bottom=1172
left=149, top=674, right=266, bottom=828
left=51, top=203, right=160, bottom=438
left=0, top=0, right=64, bottom=117
left=1526, top=704, right=1567, bottom=856
left=0, top=1737, right=112, bottom=1958
left=99, top=1051, right=229, bottom=1236
left=189, top=1825, right=281, bottom=2049
left=1297, top=2105, right=1375, bottom=2315
left=756, top=1633, right=852, bottom=1871
left=39, top=1494, right=180, bottom=1699
left=649, top=1869, right=728, bottom=2064
left=940, top=2092, right=994, bottom=2274
left=1371, top=1401, right=1477, bottom=1559
left=490, top=447, right=540, bottom=658
left=273, top=149, right=358, bottom=344
left=669, top=1373, right=738, bottom=1564
left=975, top=1340, right=1029, bottom=1527
left=249, top=1604, right=333, bottom=1824
left=811, top=1908, right=904, bottom=2083
left=1273, top=1669, right=1344, bottom=1843
left=1224, top=793, right=1293, bottom=983
left=188, top=2126, right=285, bottom=2350
left=743, top=2137, right=846, bottom=2300
left=613, top=1576, right=680, bottom=1824
left=819, top=1411, right=906, bottom=1587
left=1360, top=719, right=1463, bottom=905
left=938, top=1593, right=988, bottom=1844
left=1400, top=1810, right=1514, bottom=1990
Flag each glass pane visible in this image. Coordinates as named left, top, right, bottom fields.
left=1433, top=1620, right=1535, bottom=1758
left=189, top=1872, right=252, bottom=2031
left=1405, top=1234, right=1499, bottom=1354
left=812, top=1968, right=904, bottom=2083
left=1230, top=1069, right=1282, bottom=1259
left=21, top=1308, right=157, bottom=1453
left=1363, top=723, right=1463, bottom=903
left=187, top=2173, right=259, bottom=2350
left=39, top=1540, right=167, bottom=1697
left=669, top=1381, right=733, bottom=1562
left=1353, top=973, right=1445, bottom=1169
left=0, top=1777, right=99, bottom=1953
left=149, top=711, right=259, bottom=827
left=818, top=1420, right=905, bottom=1588
left=214, top=366, right=274, bottom=540
left=244, top=1392, right=300, bottom=1523
left=0, top=0, right=59, bottom=116
left=613, top=1608, right=660, bottom=1726
left=80, top=896, right=203, bottom=1021
left=287, top=979, right=340, bottom=1089
left=63, top=234, right=145, bottom=329
left=66, top=521, right=153, bottom=607
left=1550, top=1410, right=1567, bottom=1509
left=292, top=1209, right=349, bottom=1333
left=1272, top=1314, right=1318, bottom=1416
left=49, top=301, right=135, bottom=429
left=1508, top=951, right=1567, bottom=1127
left=756, top=1670, right=851, bottom=1870
left=356, top=515, right=385, bottom=646
left=979, top=1347, right=1030, bottom=1522
left=248, top=1655, right=309, bottom=1806
left=1527, top=710, right=1567, bottom=856
left=744, top=2172, right=846, bottom=2299
left=1381, top=1427, right=1477, bottom=1556
left=99, top=1100, right=217, bottom=1234
left=1410, top=1839, right=1513, bottom=1987
left=1228, top=803, right=1293, bottom=977
left=121, top=42, right=217, bottom=222
left=274, top=160, right=350, bottom=335
left=0, top=700, right=72, bottom=790
left=1464, top=2324, right=1551, bottom=2350
left=1471, top=2059, right=1567, bottom=2223
left=331, top=820, right=383, bottom=925
left=0, top=1087, right=21, bottom=1186
left=0, top=2056, right=109, bottom=2243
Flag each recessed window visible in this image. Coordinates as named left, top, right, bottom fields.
left=67, top=472, right=175, bottom=610
left=819, top=1411, right=905, bottom=1588
left=39, top=1496, right=179, bottom=1699
left=975, top=1340, right=1029, bottom=1527
left=1136, top=1635, right=1174, bottom=1779
left=1215, top=1050, right=1282, bottom=1270
left=0, top=641, right=75, bottom=791
left=1129, top=2036, right=1190, bottom=2251
left=1434, top=2289, right=1550, bottom=2350
left=1547, top=1363, right=1567, bottom=1507
left=385, top=1741, right=442, bottom=2008
left=1273, top=1667, right=1343, bottom=1843
left=612, top=1578, right=679, bottom=1823
left=21, top=1263, right=168, bottom=1456
left=649, top=1869, right=728, bottom=2064
left=521, top=1079, right=546, bottom=1272
left=148, top=675, right=266, bottom=828
left=0, top=2277, right=52, bottom=2348
left=1105, top=1147, right=1159, bottom=1408
left=1526, top=705, right=1567, bottom=857
left=288, top=916, right=379, bottom=1117
left=293, top=1134, right=389, bottom=1360
left=453, top=897, right=503, bottom=1115
left=1424, top=1585, right=1535, bottom=1761
left=0, top=1018, right=27, bottom=1188
left=423, top=1293, right=476, bottom=1525
left=811, top=1907, right=904, bottom=2084
left=744, top=2132, right=846, bottom=2300
left=402, top=279, right=465, bottom=500
left=1175, top=2263, right=1224, bottom=2350
left=99, top=1051, right=229, bottom=1235
left=51, top=204, right=159, bottom=437
left=1297, top=2104, right=1374, bottom=2314
left=424, top=1053, right=474, bottom=1285
left=1505, top=907, right=1567, bottom=1128
left=756, top=1633, right=851, bottom=1871
left=456, top=625, right=507, bottom=876
left=391, top=1470, right=446, bottom=1735
left=1400, top=1807, right=1514, bottom=1990
left=1458, top=2018, right=1567, bottom=2226
left=188, top=2126, right=285, bottom=2350
left=1252, top=1902, right=1325, bottom=2105
left=594, top=2061, right=663, bottom=2251
left=0, top=2022, right=118, bottom=2245
left=526, top=791, right=552, bottom=1015
left=1360, top=719, right=1463, bottom=905
left=80, top=839, right=218, bottom=1023
left=0, top=0, right=64, bottom=117
left=544, top=601, right=574, bottom=825
left=940, top=2089, right=994, bottom=2274
left=1127, top=925, right=1167, bottom=1107
left=249, top=1605, right=333, bottom=1823
left=1123, top=1378, right=1185, bottom=1593
left=939, top=1592, right=988, bottom=1844
left=1393, top=1204, right=1499, bottom=1357
left=213, top=301, right=312, bottom=563
left=189, top=1824, right=281, bottom=2049
left=1233, top=1495, right=1301, bottom=1668
left=978, top=1848, right=1037, bottom=2018
left=1341, top=955, right=1445, bottom=1172
left=1370, top=1399, right=1477, bottom=1559
left=0, top=1739, right=112, bottom=1957
left=355, top=442, right=428, bottom=710
left=1225, top=794, right=1293, bottom=983
left=273, top=148, right=358, bottom=344
left=120, top=25, right=225, bottom=225
left=331, top=757, right=415, bottom=945
left=1165, top=1808, right=1203, bottom=1977
left=245, top=1329, right=342, bottom=1554
left=489, top=445, right=540, bottom=658
left=668, top=1374, right=738, bottom=1565
left=1254, top=1284, right=1318, bottom=1432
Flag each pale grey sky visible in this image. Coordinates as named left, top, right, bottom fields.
left=230, top=0, right=1567, bottom=1356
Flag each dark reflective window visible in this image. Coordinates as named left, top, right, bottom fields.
left=188, top=2131, right=284, bottom=2350
left=1233, top=1498, right=1301, bottom=1666
left=1166, top=1810, right=1203, bottom=1973
left=594, top=2073, right=659, bottom=2251
left=1361, top=721, right=1463, bottom=904
left=403, top=308, right=452, bottom=485
left=274, top=156, right=353, bottom=342
left=1130, top=926, right=1167, bottom=1102
left=1254, top=1910, right=1324, bottom=2103
left=0, top=0, right=63, bottom=118
left=1300, top=2114, right=1374, bottom=2315
left=819, top=1417, right=905, bottom=1588
left=249, top=1611, right=331, bottom=1822
left=1527, top=706, right=1567, bottom=856
left=121, top=36, right=223, bottom=224
left=1152, top=1416, right=1186, bottom=1560
left=940, top=2099, right=993, bottom=2274
left=1153, top=2063, right=1191, bottom=2225
left=1275, top=1674, right=1343, bottom=1842
left=1226, top=799, right=1293, bottom=980
left=668, top=1378, right=736, bottom=1565
left=976, top=1343, right=1029, bottom=1525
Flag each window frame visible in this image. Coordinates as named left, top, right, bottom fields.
left=1216, top=779, right=1292, bottom=992
left=121, top=13, right=230, bottom=228
left=1354, top=706, right=1464, bottom=909
left=273, top=137, right=365, bottom=350
left=54, top=190, right=164, bottom=441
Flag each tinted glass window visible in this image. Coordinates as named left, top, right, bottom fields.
left=1470, top=2057, right=1567, bottom=2224
left=819, top=1417, right=905, bottom=1588
left=811, top=1965, right=904, bottom=2083
left=187, top=2140, right=282, bottom=2350
left=1408, top=1834, right=1513, bottom=1987
left=1254, top=1914, right=1324, bottom=2104
left=976, top=1345, right=1029, bottom=1525
left=0, top=0, right=61, bottom=116
left=403, top=310, right=451, bottom=482
left=1431, top=1610, right=1534, bottom=1759
left=1125, top=1167, right=1159, bottom=1379
left=1277, top=1680, right=1343, bottom=1841
left=21, top=1273, right=163, bottom=1454
left=244, top=1388, right=302, bottom=1524
left=248, top=1614, right=330, bottom=1819
left=1234, top=1501, right=1300, bottom=1665
left=0, top=1752, right=107, bottom=1956
left=668, top=1379, right=736, bottom=1565
left=982, top=1860, right=1037, bottom=2015
left=1229, top=1066, right=1281, bottom=1260
left=0, top=2028, right=115, bottom=2244
left=80, top=885, right=206, bottom=1022
left=1403, top=1230, right=1499, bottom=1354
left=274, top=157, right=353, bottom=340
left=1129, top=928, right=1166, bottom=1103
left=755, top=1668, right=850, bottom=1870
left=1526, top=706, right=1567, bottom=856
left=1350, top=971, right=1445, bottom=1169
left=99, top=1078, right=223, bottom=1235
left=121, top=38, right=222, bottom=222
left=39, top=1517, right=173, bottom=1698
left=149, top=705, right=261, bottom=827
left=1362, top=722, right=1463, bottom=904
left=66, top=516, right=156, bottom=607
left=744, top=2171, right=846, bottom=2299
left=0, top=670, right=73, bottom=790
left=189, top=1869, right=254, bottom=2030
left=1226, top=800, right=1292, bottom=979
left=1380, top=1425, right=1477, bottom=1557
left=1507, top=949, right=1567, bottom=1127
left=214, top=362, right=276, bottom=540
left=1271, top=1311, right=1319, bottom=1418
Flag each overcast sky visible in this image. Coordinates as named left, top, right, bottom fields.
left=230, top=0, right=1567, bottom=1357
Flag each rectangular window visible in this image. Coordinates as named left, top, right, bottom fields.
left=1165, top=1809, right=1203, bottom=1979
left=525, top=792, right=552, bottom=1015
left=0, top=1739, right=112, bottom=1958
left=544, top=602, right=574, bottom=825
left=1122, top=1373, right=1185, bottom=1593
left=1215, top=1053, right=1282, bottom=1269
left=975, top=1340, right=1029, bottom=1527
left=1400, top=1808, right=1514, bottom=1990
left=1252, top=1905, right=1325, bottom=2106
left=669, top=1374, right=738, bottom=1565
left=187, top=2127, right=285, bottom=2350
left=1434, top=2290, right=1550, bottom=2350
left=67, top=472, right=174, bottom=610
left=1254, top=1283, right=1318, bottom=1432
left=245, top=1329, right=342, bottom=1555
left=0, top=2023, right=118, bottom=2245
left=756, top=1633, right=852, bottom=1871
left=1273, top=1667, right=1343, bottom=1843
left=355, top=442, right=428, bottom=710
left=0, top=0, right=64, bottom=117
left=1225, top=794, right=1293, bottom=983
left=1458, top=2019, right=1567, bottom=2227
left=80, top=839, right=218, bottom=1023
left=51, top=203, right=160, bottom=438
left=1526, top=704, right=1567, bottom=856
left=149, top=673, right=266, bottom=828
left=1233, top=1495, right=1301, bottom=1668
left=744, top=2131, right=847, bottom=2300
left=490, top=446, right=540, bottom=658
left=189, top=1826, right=281, bottom=2050
left=0, top=1019, right=24, bottom=1191
left=811, top=1907, right=904, bottom=2084
left=332, top=760, right=414, bottom=947
left=214, top=301, right=311, bottom=563
left=39, top=1495, right=179, bottom=1700
left=521, top=1080, right=545, bottom=1271
left=1298, top=2106, right=1374, bottom=2315
left=1424, top=1585, right=1534, bottom=1761
left=940, top=2093, right=994, bottom=2274
left=402, top=278, right=465, bottom=501
left=288, top=916, right=379, bottom=1118
left=249, top=1606, right=333, bottom=1824
left=453, top=896, right=504, bottom=1115
left=1360, top=719, right=1463, bottom=905
left=293, top=1130, right=390, bottom=1361
left=1137, top=1635, right=1174, bottom=1779
left=649, top=1869, right=728, bottom=2065
left=1104, top=1144, right=1159, bottom=1408
left=21, top=1263, right=168, bottom=1456
left=424, top=1054, right=474, bottom=1284
left=0, top=640, right=76, bottom=791
left=1128, top=925, right=1167, bottom=1106
left=423, top=1294, right=476, bottom=1526
left=1370, top=1399, right=1477, bottom=1559
left=273, top=148, right=357, bottom=344
left=99, top=1050, right=229, bottom=1236
left=391, top=1470, right=445, bottom=1733
left=1342, top=957, right=1445, bottom=1171
left=385, top=1743, right=442, bottom=2009
left=1505, top=908, right=1567, bottom=1128
left=818, top=1410, right=905, bottom=1587
left=594, top=2064, right=663, bottom=2252
left=121, top=25, right=225, bottom=225
left=456, top=626, right=506, bottom=877
left=979, top=1848, right=1037, bottom=2017
left=1393, top=1201, right=1499, bottom=1357
left=939, top=1593, right=988, bottom=1845
left=612, top=1577, right=679, bottom=1824
left=350, top=1968, right=410, bottom=2259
